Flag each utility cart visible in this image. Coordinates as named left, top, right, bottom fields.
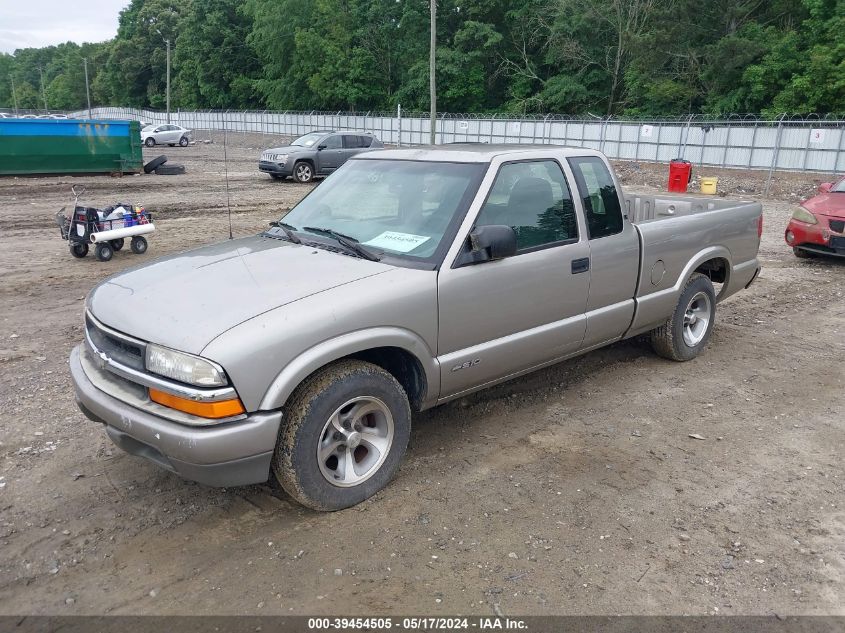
left=56, top=186, right=155, bottom=262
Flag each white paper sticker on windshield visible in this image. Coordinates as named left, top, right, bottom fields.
left=364, top=231, right=430, bottom=253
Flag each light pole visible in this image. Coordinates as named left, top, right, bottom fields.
left=155, top=29, right=172, bottom=123
left=10, top=75, right=19, bottom=116
left=38, top=66, right=48, bottom=113
left=165, top=38, right=171, bottom=123
left=429, top=0, right=436, bottom=145
left=83, top=58, right=92, bottom=119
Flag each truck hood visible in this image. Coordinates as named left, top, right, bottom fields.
left=88, top=235, right=393, bottom=354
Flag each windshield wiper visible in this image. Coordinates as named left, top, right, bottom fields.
left=302, top=226, right=381, bottom=261
left=268, top=221, right=301, bottom=244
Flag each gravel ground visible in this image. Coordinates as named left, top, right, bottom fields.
left=0, top=137, right=843, bottom=616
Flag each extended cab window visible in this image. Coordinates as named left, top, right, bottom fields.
left=475, top=160, right=578, bottom=252
left=568, top=156, right=623, bottom=239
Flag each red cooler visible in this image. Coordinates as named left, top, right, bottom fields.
left=668, top=159, right=692, bottom=193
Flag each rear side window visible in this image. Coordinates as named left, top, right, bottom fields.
left=343, top=135, right=361, bottom=149
left=360, top=136, right=373, bottom=148
left=568, top=157, right=623, bottom=239
left=322, top=135, right=342, bottom=149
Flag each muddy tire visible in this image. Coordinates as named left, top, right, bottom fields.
left=650, top=273, right=716, bottom=362
left=110, top=238, right=125, bottom=251
left=69, top=242, right=88, bottom=258
left=144, top=155, right=167, bottom=174
left=130, top=236, right=148, bottom=254
left=94, top=242, right=113, bottom=262
left=793, top=247, right=814, bottom=259
left=272, top=360, right=411, bottom=511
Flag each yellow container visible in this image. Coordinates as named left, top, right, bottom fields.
left=700, top=177, right=718, bottom=195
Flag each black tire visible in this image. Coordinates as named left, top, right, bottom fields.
left=155, top=163, right=186, bottom=175
left=793, top=247, right=814, bottom=259
left=179, top=136, right=189, bottom=147
left=145, top=137, right=156, bottom=147
left=270, top=173, right=285, bottom=181
left=144, top=155, right=168, bottom=174
left=293, top=161, right=314, bottom=183
left=94, top=242, right=113, bottom=262
left=69, top=242, right=88, bottom=258
left=110, top=238, right=125, bottom=251
left=273, top=360, right=411, bottom=511
left=650, top=273, right=716, bottom=362
left=130, top=236, right=148, bottom=254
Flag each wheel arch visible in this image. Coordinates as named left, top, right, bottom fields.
left=259, top=328, right=440, bottom=412
left=627, top=245, right=732, bottom=337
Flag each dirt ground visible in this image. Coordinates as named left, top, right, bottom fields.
left=0, top=136, right=843, bottom=617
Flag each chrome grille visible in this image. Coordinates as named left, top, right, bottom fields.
left=85, top=313, right=146, bottom=371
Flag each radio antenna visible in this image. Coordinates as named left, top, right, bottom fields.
left=223, top=122, right=233, bottom=240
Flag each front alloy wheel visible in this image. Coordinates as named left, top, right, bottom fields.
left=317, top=397, right=395, bottom=487
left=273, top=360, right=411, bottom=511
left=293, top=162, right=314, bottom=183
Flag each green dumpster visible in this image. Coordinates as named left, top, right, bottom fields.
left=0, top=119, right=143, bottom=175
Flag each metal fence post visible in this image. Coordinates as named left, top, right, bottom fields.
left=834, top=126, right=845, bottom=175
left=489, top=114, right=496, bottom=143
left=765, top=114, right=787, bottom=197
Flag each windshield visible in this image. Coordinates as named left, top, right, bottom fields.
left=291, top=132, right=326, bottom=147
left=280, top=159, right=486, bottom=263
left=141, top=125, right=155, bottom=132
left=833, top=179, right=845, bottom=193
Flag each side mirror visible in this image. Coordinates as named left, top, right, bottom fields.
left=818, top=182, right=833, bottom=194
left=469, top=225, right=517, bottom=261
left=317, top=144, right=327, bottom=151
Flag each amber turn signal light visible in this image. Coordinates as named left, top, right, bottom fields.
left=149, top=388, right=245, bottom=419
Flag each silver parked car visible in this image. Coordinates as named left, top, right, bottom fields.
left=70, top=145, right=762, bottom=510
left=141, top=124, right=191, bottom=147
left=259, top=130, right=384, bottom=182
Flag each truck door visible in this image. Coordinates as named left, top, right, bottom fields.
left=316, top=134, right=344, bottom=172
left=437, top=158, right=590, bottom=398
left=567, top=156, right=640, bottom=348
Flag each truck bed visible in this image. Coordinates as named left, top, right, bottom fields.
left=622, top=192, right=763, bottom=337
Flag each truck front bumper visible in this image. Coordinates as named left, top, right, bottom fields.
left=70, top=345, right=282, bottom=487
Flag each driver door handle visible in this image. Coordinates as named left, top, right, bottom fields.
left=571, top=257, right=590, bottom=274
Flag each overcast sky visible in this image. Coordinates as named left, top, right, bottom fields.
left=0, top=0, right=128, bottom=54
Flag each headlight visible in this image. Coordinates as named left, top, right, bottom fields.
left=791, top=206, right=818, bottom=225
left=277, top=153, right=288, bottom=163
left=145, top=344, right=227, bottom=387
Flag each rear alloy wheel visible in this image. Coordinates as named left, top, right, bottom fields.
left=69, top=242, right=88, bottom=258
left=179, top=136, right=189, bottom=147
left=145, top=137, right=156, bottom=147
left=293, top=162, right=314, bottom=183
left=94, top=242, right=114, bottom=262
left=650, top=273, right=716, bottom=361
left=273, top=360, right=411, bottom=511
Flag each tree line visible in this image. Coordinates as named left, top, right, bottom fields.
left=1, top=0, right=842, bottom=117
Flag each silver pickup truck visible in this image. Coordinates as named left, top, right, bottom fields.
left=71, top=145, right=762, bottom=510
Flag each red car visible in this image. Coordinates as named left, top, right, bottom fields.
left=785, top=176, right=845, bottom=258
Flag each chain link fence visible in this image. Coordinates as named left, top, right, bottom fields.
left=68, top=107, right=845, bottom=175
